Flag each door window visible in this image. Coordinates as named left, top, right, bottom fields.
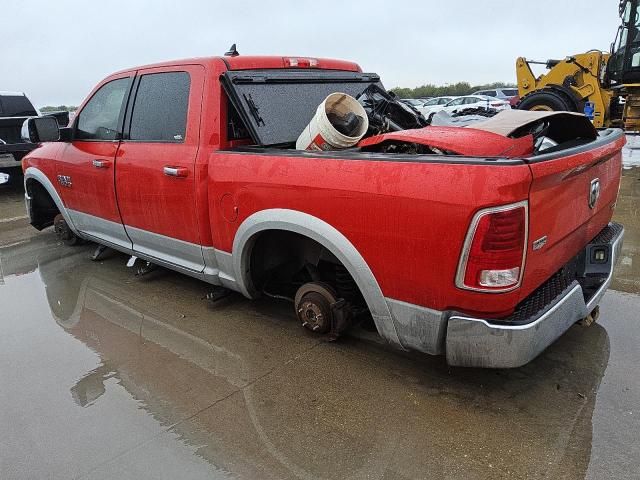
left=76, top=78, right=130, bottom=141
left=447, top=98, right=464, bottom=106
left=128, top=72, right=190, bottom=142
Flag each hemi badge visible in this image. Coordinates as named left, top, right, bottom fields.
left=532, top=236, right=547, bottom=251
left=57, top=175, right=72, bottom=188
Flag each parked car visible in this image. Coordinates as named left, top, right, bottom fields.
left=440, top=95, right=510, bottom=115
left=473, top=88, right=520, bottom=107
left=400, top=98, right=426, bottom=109
left=0, top=91, right=70, bottom=171
left=417, top=96, right=457, bottom=117
left=21, top=54, right=624, bottom=368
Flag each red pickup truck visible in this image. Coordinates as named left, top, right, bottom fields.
left=21, top=55, right=625, bottom=368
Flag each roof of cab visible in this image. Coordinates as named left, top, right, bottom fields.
left=111, top=56, right=361, bottom=76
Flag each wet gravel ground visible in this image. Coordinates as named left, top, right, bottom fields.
left=0, top=143, right=639, bottom=479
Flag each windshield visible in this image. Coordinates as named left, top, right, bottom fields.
left=0, top=95, right=37, bottom=117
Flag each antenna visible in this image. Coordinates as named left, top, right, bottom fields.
left=224, top=44, right=240, bottom=57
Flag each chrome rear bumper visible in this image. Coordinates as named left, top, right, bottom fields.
left=445, top=222, right=624, bottom=368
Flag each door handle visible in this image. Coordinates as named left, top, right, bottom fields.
left=163, top=166, right=189, bottom=178
left=92, top=159, right=111, bottom=169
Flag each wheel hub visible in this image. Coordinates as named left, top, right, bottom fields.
left=299, top=301, right=325, bottom=331
left=294, top=282, right=338, bottom=335
left=53, top=214, right=80, bottom=246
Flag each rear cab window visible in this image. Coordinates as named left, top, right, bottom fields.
left=127, top=72, right=190, bottom=142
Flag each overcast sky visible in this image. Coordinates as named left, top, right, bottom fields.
left=2, top=0, right=621, bottom=107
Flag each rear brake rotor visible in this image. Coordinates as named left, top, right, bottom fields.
left=294, top=282, right=339, bottom=334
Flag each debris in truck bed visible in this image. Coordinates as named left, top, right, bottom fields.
left=430, top=110, right=494, bottom=128
left=327, top=111, right=364, bottom=137
left=371, top=109, right=598, bottom=157
left=358, top=126, right=535, bottom=157
left=296, top=93, right=369, bottom=150
left=357, top=84, right=428, bottom=135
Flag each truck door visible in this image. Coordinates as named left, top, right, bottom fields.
left=58, top=74, right=133, bottom=250
left=115, top=65, right=205, bottom=271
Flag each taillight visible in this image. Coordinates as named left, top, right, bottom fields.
left=284, top=57, right=319, bottom=68
left=456, top=202, right=528, bottom=292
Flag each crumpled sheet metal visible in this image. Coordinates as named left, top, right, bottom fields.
left=357, top=126, right=535, bottom=158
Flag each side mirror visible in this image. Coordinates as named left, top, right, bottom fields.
left=21, top=116, right=61, bottom=143
left=44, top=111, right=70, bottom=127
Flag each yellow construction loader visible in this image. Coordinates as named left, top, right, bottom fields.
left=516, top=0, right=640, bottom=130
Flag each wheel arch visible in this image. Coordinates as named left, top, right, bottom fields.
left=24, top=167, right=79, bottom=234
left=231, top=209, right=402, bottom=346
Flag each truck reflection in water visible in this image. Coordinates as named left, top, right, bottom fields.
left=24, top=239, right=611, bottom=480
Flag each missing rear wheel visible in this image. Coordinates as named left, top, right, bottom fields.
left=294, top=282, right=337, bottom=334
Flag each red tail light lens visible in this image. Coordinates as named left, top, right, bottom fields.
left=456, top=202, right=528, bottom=292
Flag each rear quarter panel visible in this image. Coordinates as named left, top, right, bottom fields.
left=208, top=152, right=532, bottom=316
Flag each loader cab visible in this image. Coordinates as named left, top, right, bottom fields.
left=608, top=0, right=640, bottom=85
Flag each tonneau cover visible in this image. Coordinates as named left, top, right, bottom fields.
left=221, top=70, right=380, bottom=146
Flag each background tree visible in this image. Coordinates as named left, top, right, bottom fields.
left=392, top=81, right=516, bottom=98
left=40, top=105, right=78, bottom=112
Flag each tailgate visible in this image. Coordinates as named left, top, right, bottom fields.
left=522, top=129, right=626, bottom=296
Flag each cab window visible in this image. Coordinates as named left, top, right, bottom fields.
left=76, top=78, right=130, bottom=141
left=128, top=72, right=190, bottom=142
